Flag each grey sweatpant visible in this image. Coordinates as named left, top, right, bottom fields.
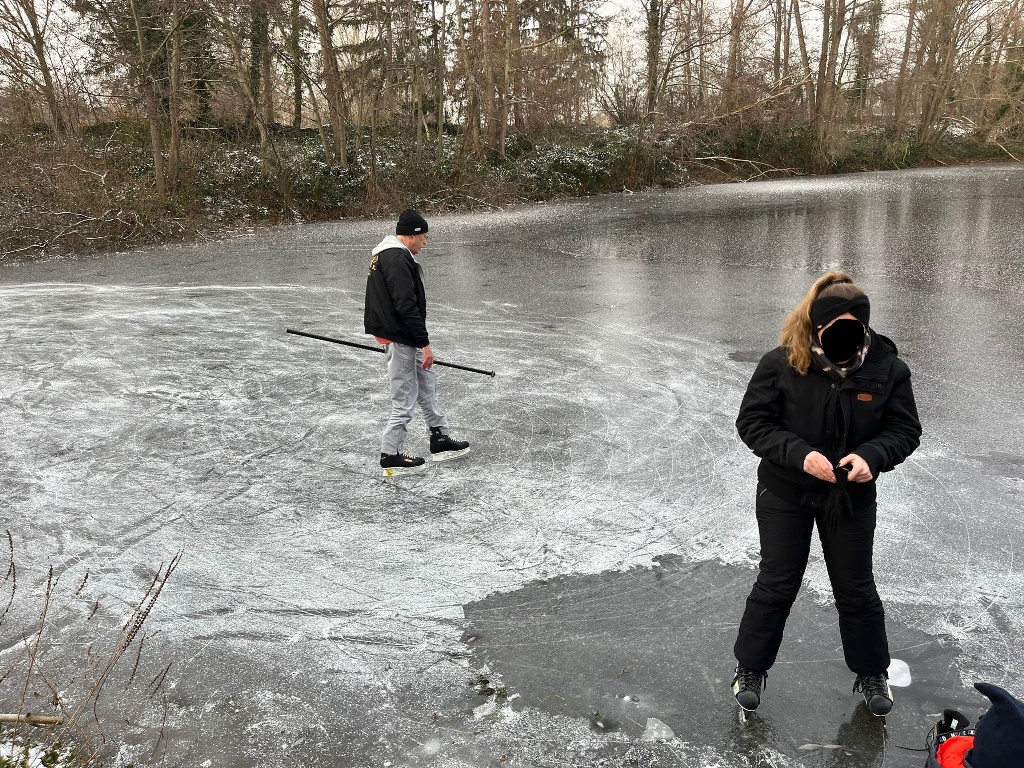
left=381, top=342, right=448, bottom=455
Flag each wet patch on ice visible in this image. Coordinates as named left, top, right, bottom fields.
left=463, top=556, right=981, bottom=767
left=973, top=451, right=1024, bottom=480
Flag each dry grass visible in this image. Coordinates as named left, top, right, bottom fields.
left=0, top=530, right=180, bottom=767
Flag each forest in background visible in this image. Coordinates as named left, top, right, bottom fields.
left=0, top=0, right=1022, bottom=256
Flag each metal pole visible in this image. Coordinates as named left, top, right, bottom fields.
left=286, top=328, right=496, bottom=378
left=286, top=328, right=384, bottom=354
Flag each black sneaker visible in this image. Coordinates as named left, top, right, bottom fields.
left=429, top=427, right=470, bottom=462
left=731, top=666, right=766, bottom=711
left=853, top=673, right=893, bottom=716
left=380, top=452, right=427, bottom=476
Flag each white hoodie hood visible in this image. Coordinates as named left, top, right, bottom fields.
left=372, top=234, right=408, bottom=256
left=373, top=234, right=423, bottom=274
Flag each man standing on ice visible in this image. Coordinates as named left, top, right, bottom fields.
left=364, top=208, right=470, bottom=475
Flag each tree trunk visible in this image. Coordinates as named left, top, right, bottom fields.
left=774, top=0, right=784, bottom=82
left=724, top=0, right=748, bottom=108
left=455, top=0, right=482, bottom=161
left=128, top=0, right=166, bottom=196
left=481, top=0, right=496, bottom=150
left=682, top=0, right=694, bottom=109
left=21, top=0, right=65, bottom=132
left=814, top=0, right=833, bottom=110
left=310, top=0, right=348, bottom=168
left=893, top=0, right=919, bottom=128
left=643, top=0, right=667, bottom=134
left=814, top=0, right=848, bottom=147
left=409, top=0, right=424, bottom=160
left=290, top=0, right=302, bottom=127
left=262, top=0, right=275, bottom=126
left=697, top=0, right=707, bottom=108
left=249, top=0, right=268, bottom=128
left=300, top=66, right=334, bottom=165
left=168, top=0, right=182, bottom=192
left=432, top=0, right=446, bottom=160
left=791, top=0, right=814, bottom=115
left=498, top=0, right=518, bottom=155
left=782, top=0, right=792, bottom=80
left=918, top=0, right=964, bottom=142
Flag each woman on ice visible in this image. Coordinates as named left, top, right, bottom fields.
left=730, top=270, right=922, bottom=716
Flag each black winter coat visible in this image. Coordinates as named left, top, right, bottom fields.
left=736, top=330, right=922, bottom=509
left=364, top=246, right=430, bottom=348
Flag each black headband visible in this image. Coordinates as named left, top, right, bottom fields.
left=811, top=294, right=870, bottom=331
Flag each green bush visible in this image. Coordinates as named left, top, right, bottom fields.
left=505, top=128, right=678, bottom=198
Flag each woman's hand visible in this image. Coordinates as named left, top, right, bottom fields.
left=803, top=451, right=837, bottom=483
left=838, top=453, right=873, bottom=482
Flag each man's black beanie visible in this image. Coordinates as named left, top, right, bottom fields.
left=396, top=209, right=428, bottom=235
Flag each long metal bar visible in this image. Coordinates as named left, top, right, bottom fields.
left=285, top=328, right=496, bottom=377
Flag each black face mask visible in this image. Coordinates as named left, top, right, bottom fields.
left=820, top=319, right=865, bottom=363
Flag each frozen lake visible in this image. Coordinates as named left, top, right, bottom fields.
left=2, top=162, right=1023, bottom=767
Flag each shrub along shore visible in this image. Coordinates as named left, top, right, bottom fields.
left=1, top=122, right=1020, bottom=259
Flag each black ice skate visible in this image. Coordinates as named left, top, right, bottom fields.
left=732, top=666, right=767, bottom=712
left=429, top=427, right=470, bottom=462
left=380, top=452, right=427, bottom=477
left=853, top=673, right=893, bottom=717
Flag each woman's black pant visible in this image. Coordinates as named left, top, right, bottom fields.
left=733, top=484, right=890, bottom=676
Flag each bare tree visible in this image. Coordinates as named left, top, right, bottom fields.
left=309, top=0, right=348, bottom=166
left=73, top=0, right=178, bottom=194
left=0, top=0, right=69, bottom=131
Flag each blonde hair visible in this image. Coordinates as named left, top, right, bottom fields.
left=780, top=271, right=866, bottom=375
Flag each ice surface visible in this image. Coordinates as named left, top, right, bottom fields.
left=1, top=163, right=1023, bottom=766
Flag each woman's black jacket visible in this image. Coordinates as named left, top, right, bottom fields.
left=735, top=330, right=922, bottom=509
left=364, top=246, right=429, bottom=348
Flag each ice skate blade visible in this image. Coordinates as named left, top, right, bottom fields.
left=864, top=697, right=893, bottom=718
left=430, top=447, right=471, bottom=463
left=381, top=464, right=428, bottom=477
left=732, top=683, right=760, bottom=713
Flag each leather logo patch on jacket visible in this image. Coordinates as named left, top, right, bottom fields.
left=857, top=393, right=874, bottom=402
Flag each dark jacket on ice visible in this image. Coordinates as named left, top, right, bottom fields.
left=364, top=235, right=429, bottom=348
left=736, top=329, right=922, bottom=510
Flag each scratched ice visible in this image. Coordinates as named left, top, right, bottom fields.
left=1, top=163, right=1023, bottom=767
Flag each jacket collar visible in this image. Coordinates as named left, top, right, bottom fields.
left=372, top=234, right=410, bottom=256
left=372, top=234, right=423, bottom=272
left=844, top=330, right=897, bottom=385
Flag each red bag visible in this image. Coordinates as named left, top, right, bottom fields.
left=925, top=683, right=1024, bottom=767
left=935, top=735, right=974, bottom=767
left=925, top=710, right=974, bottom=768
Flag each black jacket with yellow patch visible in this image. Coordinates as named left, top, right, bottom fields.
left=364, top=241, right=429, bottom=348
left=736, top=330, right=922, bottom=509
